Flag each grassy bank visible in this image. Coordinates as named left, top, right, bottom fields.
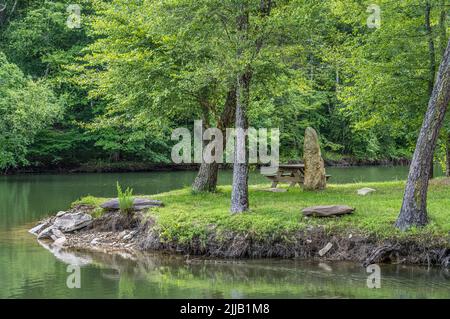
left=151, top=181, right=450, bottom=240
left=74, top=179, right=450, bottom=263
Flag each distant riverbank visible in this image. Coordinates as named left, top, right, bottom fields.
left=5, top=157, right=412, bottom=175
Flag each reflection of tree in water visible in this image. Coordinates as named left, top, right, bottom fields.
left=0, top=231, right=59, bottom=298
left=0, top=180, right=31, bottom=229
left=59, top=248, right=450, bottom=298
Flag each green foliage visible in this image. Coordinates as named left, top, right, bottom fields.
left=2, top=1, right=86, bottom=77
left=1, top=0, right=449, bottom=170
left=116, top=181, right=134, bottom=215
left=331, top=0, right=449, bottom=159
left=0, top=52, right=62, bottom=171
left=79, top=0, right=344, bottom=162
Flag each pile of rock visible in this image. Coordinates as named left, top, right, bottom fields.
left=28, top=197, right=164, bottom=251
left=29, top=210, right=93, bottom=246
left=68, top=229, right=139, bottom=251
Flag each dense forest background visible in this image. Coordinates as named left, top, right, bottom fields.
left=0, top=0, right=449, bottom=173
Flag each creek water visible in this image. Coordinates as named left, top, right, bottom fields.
left=0, top=166, right=449, bottom=298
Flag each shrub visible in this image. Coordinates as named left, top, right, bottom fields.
left=116, top=181, right=134, bottom=215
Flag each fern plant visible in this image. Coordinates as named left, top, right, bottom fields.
left=116, top=181, right=134, bottom=215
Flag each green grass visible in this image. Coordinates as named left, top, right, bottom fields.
left=116, top=182, right=134, bottom=215
left=74, top=179, right=450, bottom=244
left=72, top=195, right=107, bottom=208
left=71, top=195, right=108, bottom=218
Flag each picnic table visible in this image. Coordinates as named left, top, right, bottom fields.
left=262, top=164, right=330, bottom=188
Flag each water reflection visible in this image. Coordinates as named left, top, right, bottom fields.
left=38, top=240, right=92, bottom=266
left=38, top=245, right=450, bottom=299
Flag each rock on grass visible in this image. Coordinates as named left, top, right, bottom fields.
left=302, top=205, right=355, bottom=217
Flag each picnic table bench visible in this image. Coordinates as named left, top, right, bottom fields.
left=262, top=164, right=331, bottom=188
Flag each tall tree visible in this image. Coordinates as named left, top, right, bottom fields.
left=82, top=0, right=239, bottom=180
left=231, top=1, right=252, bottom=213
left=83, top=0, right=303, bottom=195
left=396, top=38, right=450, bottom=231
left=231, top=0, right=272, bottom=213
left=192, top=87, right=236, bottom=192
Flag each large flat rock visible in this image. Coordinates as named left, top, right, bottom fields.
left=100, top=198, right=164, bottom=211
left=302, top=205, right=355, bottom=217
left=53, top=212, right=93, bottom=232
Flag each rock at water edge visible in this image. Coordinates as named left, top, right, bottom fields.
left=29, top=222, right=49, bottom=236
left=53, top=212, right=93, bottom=232
left=37, top=226, right=55, bottom=240
left=318, top=242, right=333, bottom=256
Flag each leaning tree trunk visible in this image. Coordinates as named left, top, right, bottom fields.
left=192, top=162, right=219, bottom=193
left=396, top=39, right=450, bottom=231
left=192, top=88, right=236, bottom=192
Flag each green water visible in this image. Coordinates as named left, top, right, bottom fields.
left=0, top=166, right=449, bottom=298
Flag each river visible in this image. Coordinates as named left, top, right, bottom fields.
left=0, top=166, right=449, bottom=298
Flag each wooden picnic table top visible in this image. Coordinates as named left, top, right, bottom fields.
left=277, top=164, right=305, bottom=169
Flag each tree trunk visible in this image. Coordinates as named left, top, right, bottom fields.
left=446, top=135, right=450, bottom=177
left=230, top=0, right=271, bottom=213
left=231, top=1, right=251, bottom=214
left=192, top=87, right=237, bottom=192
left=231, top=71, right=251, bottom=213
left=396, top=39, right=450, bottom=231
left=192, top=162, right=219, bottom=193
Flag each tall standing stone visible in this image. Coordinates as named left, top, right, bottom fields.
left=303, top=127, right=326, bottom=190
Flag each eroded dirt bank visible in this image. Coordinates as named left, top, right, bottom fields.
left=30, top=206, right=450, bottom=268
